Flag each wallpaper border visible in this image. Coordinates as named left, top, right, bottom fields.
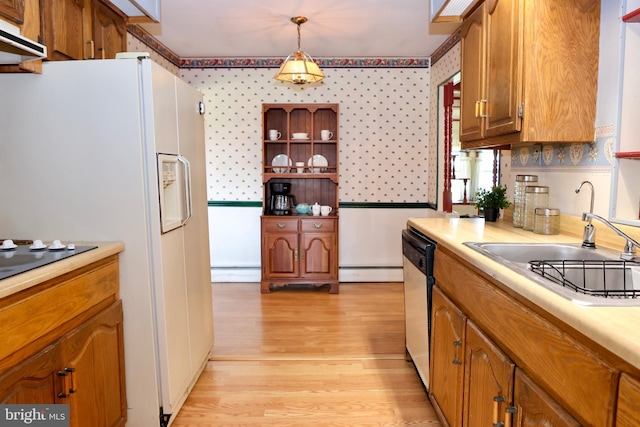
left=126, top=24, right=462, bottom=70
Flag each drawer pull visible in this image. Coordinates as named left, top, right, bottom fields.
left=277, top=223, right=286, bottom=228
left=493, top=395, right=506, bottom=426
left=57, top=367, right=76, bottom=397
left=313, top=223, right=323, bottom=229
left=452, top=340, right=462, bottom=365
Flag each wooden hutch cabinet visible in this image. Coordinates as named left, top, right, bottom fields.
left=261, top=103, right=339, bottom=293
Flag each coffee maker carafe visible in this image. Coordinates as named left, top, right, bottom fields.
left=269, top=182, right=296, bottom=215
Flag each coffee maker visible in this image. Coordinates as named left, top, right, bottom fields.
left=269, top=182, right=296, bottom=215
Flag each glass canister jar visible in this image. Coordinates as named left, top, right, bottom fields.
left=523, top=186, right=549, bottom=231
left=513, top=175, right=538, bottom=228
left=534, top=208, right=561, bottom=235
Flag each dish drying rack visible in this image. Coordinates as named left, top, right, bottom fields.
left=528, top=259, right=640, bottom=298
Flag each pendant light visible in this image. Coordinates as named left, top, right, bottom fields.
left=274, top=16, right=324, bottom=85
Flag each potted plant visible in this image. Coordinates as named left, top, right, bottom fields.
left=474, top=184, right=511, bottom=222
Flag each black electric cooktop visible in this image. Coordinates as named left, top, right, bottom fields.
left=0, top=245, right=97, bottom=281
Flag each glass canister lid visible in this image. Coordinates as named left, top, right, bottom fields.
left=516, top=175, right=538, bottom=182
left=525, top=185, right=549, bottom=193
left=534, top=207, right=560, bottom=216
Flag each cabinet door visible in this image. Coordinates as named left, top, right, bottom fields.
left=0, top=344, right=61, bottom=404
left=92, top=0, right=126, bottom=60
left=40, top=0, right=88, bottom=60
left=0, top=0, right=24, bottom=23
left=617, top=374, right=640, bottom=427
left=300, top=232, right=336, bottom=278
left=514, top=369, right=580, bottom=427
left=484, top=0, right=521, bottom=138
left=429, top=286, right=466, bottom=427
left=459, top=2, right=485, bottom=142
left=463, top=321, right=514, bottom=427
left=61, top=301, right=126, bottom=427
left=263, top=232, right=299, bottom=278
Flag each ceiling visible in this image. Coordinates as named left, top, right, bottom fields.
left=139, top=0, right=461, bottom=59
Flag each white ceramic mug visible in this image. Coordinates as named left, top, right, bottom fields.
left=321, top=130, right=333, bottom=141
left=312, top=203, right=321, bottom=216
left=269, top=129, right=281, bottom=140
left=320, top=205, right=332, bottom=216
left=295, top=161, right=305, bottom=173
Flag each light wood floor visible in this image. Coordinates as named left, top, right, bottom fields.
left=171, top=283, right=441, bottom=426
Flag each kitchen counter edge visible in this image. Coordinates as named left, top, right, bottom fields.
left=0, top=242, right=125, bottom=300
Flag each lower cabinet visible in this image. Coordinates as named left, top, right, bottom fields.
left=61, top=300, right=126, bottom=427
left=430, top=286, right=465, bottom=426
left=514, top=369, right=581, bottom=427
left=617, top=374, right=640, bottom=427
left=0, top=343, right=61, bottom=404
left=261, top=216, right=338, bottom=293
left=463, top=321, right=514, bottom=427
left=430, top=286, right=582, bottom=427
left=0, top=254, right=126, bottom=427
left=430, top=246, right=618, bottom=426
left=0, top=301, right=126, bottom=427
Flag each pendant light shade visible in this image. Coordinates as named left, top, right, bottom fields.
left=274, top=17, right=324, bottom=85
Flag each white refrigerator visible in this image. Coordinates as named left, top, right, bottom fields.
left=0, top=58, right=213, bottom=426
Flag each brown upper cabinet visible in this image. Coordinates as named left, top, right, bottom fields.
left=459, top=0, right=601, bottom=149
left=39, top=0, right=125, bottom=61
left=0, top=0, right=25, bottom=24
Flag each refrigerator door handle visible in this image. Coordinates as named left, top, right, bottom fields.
left=178, top=155, right=193, bottom=226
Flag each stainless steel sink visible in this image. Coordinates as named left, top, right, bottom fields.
left=464, top=242, right=640, bottom=306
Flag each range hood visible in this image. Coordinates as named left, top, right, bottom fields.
left=0, top=20, right=47, bottom=65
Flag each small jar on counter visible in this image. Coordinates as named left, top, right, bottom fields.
left=533, top=208, right=560, bottom=235
left=513, top=175, right=538, bottom=228
left=523, top=186, right=549, bottom=231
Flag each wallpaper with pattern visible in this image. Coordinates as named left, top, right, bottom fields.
left=179, top=67, right=433, bottom=203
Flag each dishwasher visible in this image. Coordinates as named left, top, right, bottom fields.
left=402, top=227, right=436, bottom=389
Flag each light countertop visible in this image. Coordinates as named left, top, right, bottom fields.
left=0, top=242, right=124, bottom=300
left=407, top=217, right=640, bottom=371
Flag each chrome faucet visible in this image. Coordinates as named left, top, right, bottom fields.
left=581, top=213, right=640, bottom=262
left=575, top=181, right=595, bottom=248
